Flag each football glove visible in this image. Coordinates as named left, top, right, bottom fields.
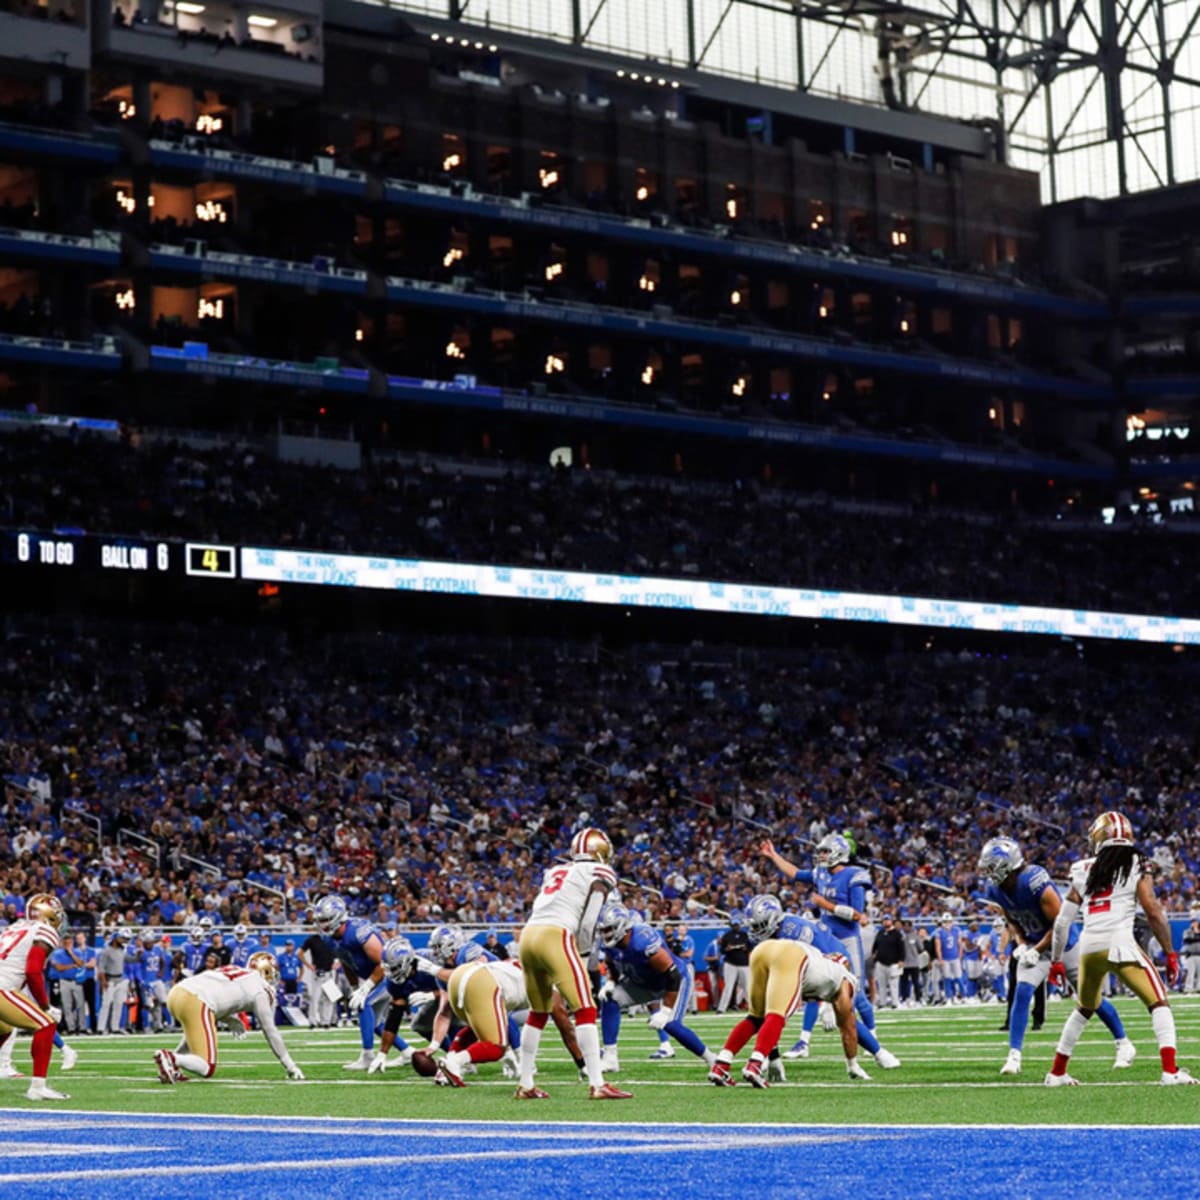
left=846, top=1059, right=872, bottom=1081
left=284, top=1062, right=305, bottom=1081
left=596, top=979, right=615, bottom=1004
left=1166, top=952, right=1181, bottom=987
left=1015, top=945, right=1042, bottom=970
left=46, top=1005, right=62, bottom=1025
left=367, top=1052, right=388, bottom=1075
left=414, top=957, right=441, bottom=980
left=348, top=981, right=373, bottom=1013
left=1048, top=961, right=1068, bottom=991
left=647, top=1008, right=671, bottom=1031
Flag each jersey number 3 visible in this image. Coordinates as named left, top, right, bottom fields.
left=542, top=868, right=570, bottom=896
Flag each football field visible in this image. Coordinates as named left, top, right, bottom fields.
left=3, top=997, right=1197, bottom=1199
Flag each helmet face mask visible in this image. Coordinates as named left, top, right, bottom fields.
left=745, top=895, right=784, bottom=941
left=1088, top=811, right=1134, bottom=853
left=570, top=828, right=613, bottom=863
left=977, top=836, right=1024, bottom=884
left=314, top=895, right=349, bottom=935
left=597, top=902, right=635, bottom=948
left=814, top=834, right=850, bottom=868
left=382, top=936, right=416, bottom=984
left=25, top=893, right=65, bottom=931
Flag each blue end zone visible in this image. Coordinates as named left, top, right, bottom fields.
left=1, top=1111, right=1195, bottom=1200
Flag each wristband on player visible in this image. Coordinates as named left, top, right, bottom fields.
left=833, top=904, right=856, bottom=922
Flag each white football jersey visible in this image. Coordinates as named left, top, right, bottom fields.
left=1070, top=854, right=1143, bottom=941
left=528, top=860, right=618, bottom=934
left=177, top=964, right=274, bottom=1020
left=0, top=920, right=61, bottom=990
left=802, top=951, right=855, bottom=1004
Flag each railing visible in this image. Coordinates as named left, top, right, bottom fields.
left=60, top=801, right=102, bottom=845
left=175, top=852, right=222, bottom=879
left=117, top=828, right=160, bottom=869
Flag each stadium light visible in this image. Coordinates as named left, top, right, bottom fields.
left=544, top=354, right=565, bottom=375
left=247, top=14, right=277, bottom=27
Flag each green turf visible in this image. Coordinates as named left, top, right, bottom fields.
left=10, top=996, right=1199, bottom=1124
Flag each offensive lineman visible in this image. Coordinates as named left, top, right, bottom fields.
left=977, top=835, right=1134, bottom=1076
left=516, top=827, right=630, bottom=1100
left=154, top=952, right=304, bottom=1083
left=0, top=893, right=71, bottom=1100
left=708, top=936, right=871, bottom=1087
left=1045, top=811, right=1196, bottom=1086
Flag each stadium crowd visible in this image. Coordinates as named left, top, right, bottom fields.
left=2, top=619, right=1199, bottom=943
left=3, top=429, right=1198, bottom=615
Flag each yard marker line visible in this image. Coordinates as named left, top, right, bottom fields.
left=0, top=1132, right=874, bottom=1184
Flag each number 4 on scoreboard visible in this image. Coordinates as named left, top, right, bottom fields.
left=185, top=543, right=237, bottom=578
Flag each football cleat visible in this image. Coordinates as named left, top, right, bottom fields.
left=707, top=1060, right=736, bottom=1087
left=741, top=1058, right=769, bottom=1089
left=154, top=1049, right=179, bottom=1085
left=1113, top=1040, right=1137, bottom=1070
left=1160, top=1069, right=1199, bottom=1085
left=393, top=1047, right=414, bottom=1067
left=513, top=1085, right=550, bottom=1099
left=435, top=1050, right=468, bottom=1087
left=25, top=1083, right=69, bottom=1101
left=434, top=1067, right=466, bottom=1088
left=0, top=1063, right=25, bottom=1078
left=599, top=1049, right=620, bottom=1074
left=589, top=1082, right=633, bottom=1100
left=500, top=1048, right=520, bottom=1079
left=1000, top=1050, right=1023, bottom=1076
left=60, top=1045, right=78, bottom=1072
left=1044, top=1072, right=1080, bottom=1087
left=782, top=1039, right=810, bottom=1060
left=648, top=1044, right=676, bottom=1060
left=874, top=1048, right=901, bottom=1070
left=342, top=1050, right=375, bottom=1071
left=767, top=1057, right=787, bottom=1083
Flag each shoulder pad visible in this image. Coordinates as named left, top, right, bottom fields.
left=458, top=942, right=485, bottom=964
left=849, top=867, right=872, bottom=887
left=633, top=926, right=664, bottom=956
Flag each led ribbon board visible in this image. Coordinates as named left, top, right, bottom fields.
left=239, top=547, right=1200, bottom=645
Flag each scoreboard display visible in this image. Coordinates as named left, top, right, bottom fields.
left=2, top=531, right=238, bottom=581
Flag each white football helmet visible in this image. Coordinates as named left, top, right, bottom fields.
left=233, top=923, right=249, bottom=943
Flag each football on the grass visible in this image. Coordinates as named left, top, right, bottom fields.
left=411, top=1050, right=438, bottom=1077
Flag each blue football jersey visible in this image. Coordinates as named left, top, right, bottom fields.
left=230, top=940, right=255, bottom=968
left=183, top=942, right=209, bottom=974
left=794, top=864, right=871, bottom=939
left=386, top=965, right=440, bottom=1003
left=983, top=864, right=1079, bottom=950
left=141, top=946, right=168, bottom=983
left=774, top=913, right=844, bottom=958
left=936, top=927, right=961, bottom=960
left=328, top=916, right=385, bottom=979
left=607, top=922, right=681, bottom=993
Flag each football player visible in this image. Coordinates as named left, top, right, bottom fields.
left=515, top=827, right=631, bottom=1100
left=230, top=924, right=255, bottom=968
left=745, top=895, right=901, bottom=1071
left=595, top=903, right=717, bottom=1073
left=761, top=835, right=873, bottom=985
left=1045, top=812, right=1196, bottom=1086
left=0, top=893, right=71, bottom=1100
left=313, top=894, right=391, bottom=1071
left=436, top=953, right=585, bottom=1087
left=155, top=952, right=304, bottom=1083
left=139, top=931, right=173, bottom=1032
left=182, top=919, right=212, bottom=977
left=365, top=936, right=428, bottom=1074
left=978, top=834, right=1134, bottom=1077
left=708, top=937, right=870, bottom=1087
